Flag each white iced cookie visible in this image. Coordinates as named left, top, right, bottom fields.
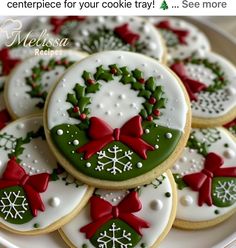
left=67, top=16, right=166, bottom=62
left=45, top=51, right=191, bottom=189
left=170, top=51, right=236, bottom=127
left=5, top=50, right=87, bottom=119
left=172, top=127, right=236, bottom=229
left=0, top=114, right=93, bottom=234
left=60, top=171, right=176, bottom=248
left=149, top=17, right=210, bottom=62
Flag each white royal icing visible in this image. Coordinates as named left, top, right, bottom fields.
left=5, top=50, right=87, bottom=118
left=61, top=172, right=174, bottom=248
left=0, top=115, right=89, bottom=232
left=189, top=52, right=236, bottom=119
left=148, top=17, right=210, bottom=62
left=172, top=128, right=236, bottom=222
left=47, top=51, right=188, bottom=132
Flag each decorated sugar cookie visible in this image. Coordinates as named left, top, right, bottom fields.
left=149, top=17, right=210, bottom=62
left=5, top=50, right=87, bottom=119
left=0, top=114, right=93, bottom=234
left=172, top=127, right=236, bottom=229
left=170, top=51, right=236, bottom=127
left=45, top=51, right=191, bottom=189
left=60, top=171, right=176, bottom=248
left=62, top=16, right=166, bottom=62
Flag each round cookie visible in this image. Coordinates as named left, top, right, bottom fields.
left=172, top=127, right=236, bottom=229
left=5, top=50, right=87, bottom=119
left=148, top=17, right=210, bottom=63
left=64, top=16, right=166, bottom=62
left=45, top=51, right=191, bottom=189
left=59, top=171, right=177, bottom=248
left=170, top=51, right=236, bottom=127
left=0, top=114, right=93, bottom=234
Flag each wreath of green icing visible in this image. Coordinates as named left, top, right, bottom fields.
left=76, top=27, right=147, bottom=55
left=66, top=64, right=166, bottom=130
left=25, top=57, right=75, bottom=109
left=181, top=55, right=228, bottom=93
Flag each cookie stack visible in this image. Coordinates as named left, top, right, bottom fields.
left=0, top=16, right=235, bottom=248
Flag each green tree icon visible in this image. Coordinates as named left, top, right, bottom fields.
left=160, top=0, right=168, bottom=10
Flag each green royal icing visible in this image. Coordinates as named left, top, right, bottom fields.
left=212, top=177, right=236, bottom=208
left=0, top=186, right=33, bottom=224
left=51, top=122, right=181, bottom=181
left=90, top=219, right=141, bottom=248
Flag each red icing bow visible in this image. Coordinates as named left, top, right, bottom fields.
left=156, top=20, right=189, bottom=45
left=114, top=23, right=140, bottom=45
left=183, top=153, right=236, bottom=206
left=224, top=118, right=236, bottom=128
left=50, top=16, right=86, bottom=34
left=0, top=109, right=11, bottom=130
left=77, top=115, right=154, bottom=160
left=170, top=62, right=207, bottom=101
left=0, top=48, right=21, bottom=76
left=80, top=191, right=150, bottom=239
left=0, top=158, right=50, bottom=216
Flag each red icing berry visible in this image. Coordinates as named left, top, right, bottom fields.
left=80, top=113, right=87, bottom=120
left=147, top=115, right=153, bottom=121
left=73, top=106, right=79, bottom=113
left=87, top=79, right=94, bottom=85
left=110, top=68, right=117, bottom=74
left=220, top=76, right=224, bottom=81
left=63, top=60, right=69, bottom=66
left=149, top=97, right=156, bottom=104
left=153, top=109, right=160, bottom=116
left=32, top=74, right=36, bottom=79
left=56, top=60, right=62, bottom=65
left=138, top=78, right=145, bottom=84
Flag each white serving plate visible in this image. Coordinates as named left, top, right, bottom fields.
left=0, top=16, right=236, bottom=248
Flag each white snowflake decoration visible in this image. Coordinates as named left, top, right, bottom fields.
left=97, top=222, right=132, bottom=248
left=215, top=180, right=236, bottom=203
left=0, top=191, right=28, bottom=220
left=96, top=145, right=133, bottom=175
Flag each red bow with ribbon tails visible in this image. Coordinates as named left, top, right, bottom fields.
left=0, top=109, right=11, bottom=130
left=183, top=152, right=236, bottom=206
left=156, top=20, right=189, bottom=45
left=80, top=191, right=150, bottom=239
left=50, top=16, right=86, bottom=34
left=114, top=23, right=140, bottom=45
left=0, top=48, right=21, bottom=76
left=0, top=158, right=50, bottom=216
left=77, top=115, right=154, bottom=160
left=170, top=62, right=207, bottom=101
